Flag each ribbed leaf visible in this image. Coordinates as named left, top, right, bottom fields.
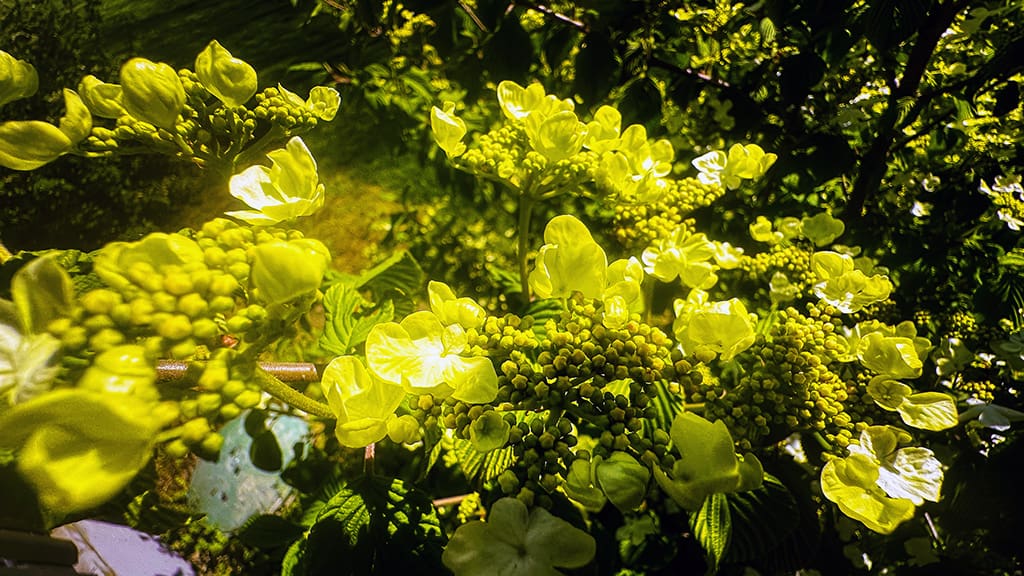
left=723, top=474, right=799, bottom=563
left=319, top=281, right=395, bottom=355
left=450, top=437, right=516, bottom=484
left=353, top=251, right=424, bottom=299
left=520, top=298, right=565, bottom=342
left=759, top=17, right=776, bottom=45
left=647, top=380, right=684, bottom=434
left=236, top=514, right=305, bottom=549
left=689, top=492, right=731, bottom=571
left=284, top=476, right=446, bottom=575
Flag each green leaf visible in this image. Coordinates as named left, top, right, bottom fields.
left=647, top=380, right=684, bottom=434
left=689, top=492, right=731, bottom=571
left=287, top=476, right=446, bottom=575
left=236, top=514, right=306, bottom=549
left=723, top=475, right=799, bottom=563
left=353, top=251, right=424, bottom=301
left=450, top=437, right=516, bottom=484
left=759, top=17, right=776, bottom=45
left=320, top=281, right=395, bottom=355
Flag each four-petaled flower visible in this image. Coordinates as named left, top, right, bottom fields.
left=442, top=497, right=596, bottom=576
left=365, top=311, right=498, bottom=404
left=226, top=136, right=325, bottom=225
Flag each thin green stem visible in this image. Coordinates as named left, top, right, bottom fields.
left=683, top=402, right=705, bottom=413
left=812, top=431, right=833, bottom=451
left=517, top=193, right=536, bottom=300
left=0, top=240, right=13, bottom=265
left=254, top=366, right=334, bottom=419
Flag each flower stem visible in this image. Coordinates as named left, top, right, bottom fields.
left=364, top=443, right=376, bottom=475
left=517, top=193, right=536, bottom=300
left=253, top=366, right=334, bottom=419
left=0, top=239, right=12, bottom=265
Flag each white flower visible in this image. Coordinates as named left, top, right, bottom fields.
left=0, top=321, right=61, bottom=409
left=226, top=137, right=324, bottom=225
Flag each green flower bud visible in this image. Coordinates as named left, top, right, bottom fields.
left=78, top=75, right=126, bottom=119
left=468, top=410, right=511, bottom=453
left=78, top=345, right=157, bottom=402
left=0, top=120, right=72, bottom=171
left=306, top=86, right=340, bottom=121
left=249, top=239, right=330, bottom=304
left=57, top=89, right=92, bottom=144
left=234, top=389, right=262, bottom=409
left=0, top=50, right=38, bottom=107
left=195, top=40, right=257, bottom=107
left=119, top=58, right=185, bottom=129
left=595, top=452, right=649, bottom=512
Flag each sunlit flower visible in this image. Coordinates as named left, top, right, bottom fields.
left=0, top=321, right=61, bottom=409
left=365, top=311, right=498, bottom=404
left=226, top=136, right=325, bottom=225
left=821, top=426, right=942, bottom=534
left=322, top=356, right=405, bottom=448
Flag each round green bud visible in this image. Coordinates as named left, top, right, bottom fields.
left=220, top=379, right=246, bottom=400
left=234, top=389, right=261, bottom=408
left=177, top=293, right=209, bottom=318
left=165, top=439, right=190, bottom=459
left=197, top=432, right=224, bottom=459
left=81, top=289, right=121, bottom=315
left=156, top=314, right=192, bottom=340
left=219, top=403, right=242, bottom=420
left=196, top=392, right=222, bottom=415
left=182, top=417, right=210, bottom=444
left=119, top=58, right=185, bottom=129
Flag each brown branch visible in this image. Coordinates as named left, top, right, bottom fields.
left=846, top=0, right=971, bottom=218
left=157, top=360, right=319, bottom=383
left=514, top=1, right=588, bottom=33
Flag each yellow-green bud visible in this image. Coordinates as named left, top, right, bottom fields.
left=119, top=58, right=185, bottom=129
left=0, top=50, right=39, bottom=107
left=194, top=40, right=257, bottom=107
left=77, top=74, right=126, bottom=118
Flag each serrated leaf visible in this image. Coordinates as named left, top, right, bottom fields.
left=689, top=492, right=731, bottom=571
left=759, top=17, right=776, bottom=44
left=287, top=476, right=446, bottom=575
left=520, top=298, right=565, bottom=342
left=236, top=514, right=306, bottom=549
left=723, top=474, right=800, bottom=563
left=450, top=437, right=516, bottom=484
left=320, top=281, right=396, bottom=355
left=353, top=251, right=425, bottom=300
left=647, top=380, right=684, bottom=433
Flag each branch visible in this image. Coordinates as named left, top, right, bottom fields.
left=846, top=0, right=971, bottom=218
left=514, top=1, right=588, bottom=33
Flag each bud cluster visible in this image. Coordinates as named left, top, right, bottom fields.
left=613, top=177, right=724, bottom=248
left=739, top=243, right=817, bottom=290
left=689, top=303, right=865, bottom=450
left=40, top=217, right=316, bottom=460
left=416, top=294, right=679, bottom=508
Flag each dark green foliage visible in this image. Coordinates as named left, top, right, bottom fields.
left=0, top=0, right=204, bottom=250
left=283, top=476, right=447, bottom=576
